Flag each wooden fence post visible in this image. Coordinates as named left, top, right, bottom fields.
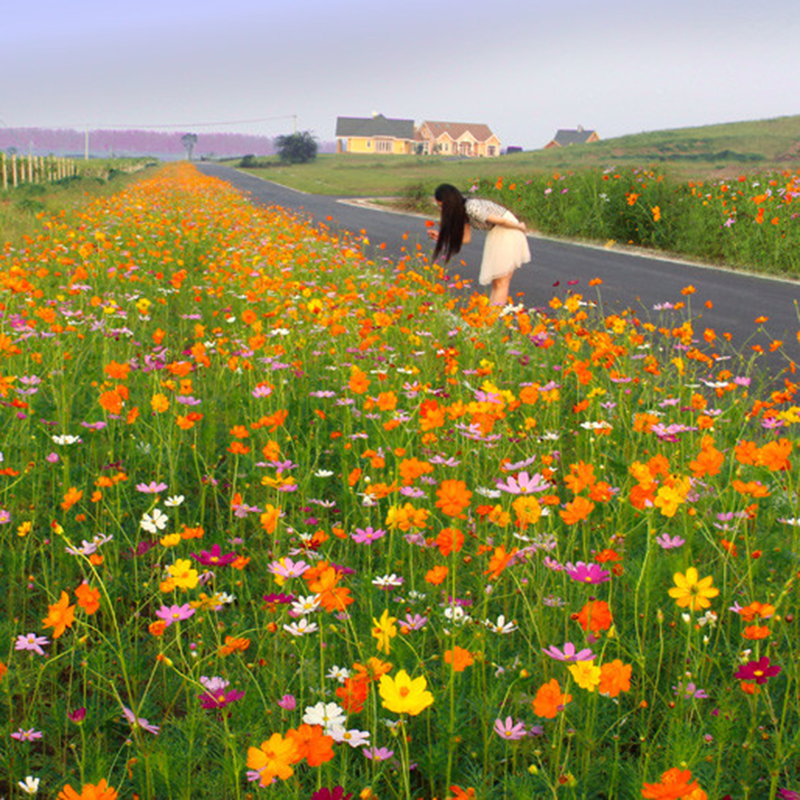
left=1, top=152, right=6, bottom=189
left=12, top=154, right=17, bottom=187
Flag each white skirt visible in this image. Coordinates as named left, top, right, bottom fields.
left=478, top=210, right=532, bottom=285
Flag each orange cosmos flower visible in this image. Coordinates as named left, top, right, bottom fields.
left=435, top=479, right=472, bottom=517
left=98, top=389, right=124, bottom=414
left=75, top=583, right=100, bottom=615
left=425, top=565, right=449, bottom=585
left=483, top=545, right=517, bottom=581
left=61, top=486, right=83, bottom=512
left=576, top=600, right=613, bottom=633
left=247, top=732, right=300, bottom=786
left=532, top=679, right=572, bottom=718
left=42, top=591, right=76, bottom=638
left=57, top=780, right=118, bottom=800
left=641, top=767, right=701, bottom=798
left=285, top=724, right=335, bottom=766
left=398, top=456, right=434, bottom=485
left=436, top=527, right=464, bottom=556
left=742, top=625, right=770, bottom=640
left=444, top=646, right=474, bottom=672
left=599, top=660, right=632, bottom=698
left=336, top=676, right=370, bottom=713
left=219, top=636, right=250, bottom=656
left=559, top=495, right=595, bottom=525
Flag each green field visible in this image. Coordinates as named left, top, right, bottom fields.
left=233, top=114, right=800, bottom=197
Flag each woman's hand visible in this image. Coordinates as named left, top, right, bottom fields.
left=427, top=229, right=439, bottom=241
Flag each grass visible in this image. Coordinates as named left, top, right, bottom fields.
left=2, top=163, right=800, bottom=799
left=0, top=159, right=156, bottom=248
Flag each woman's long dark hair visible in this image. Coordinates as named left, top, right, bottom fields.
left=432, top=183, right=467, bottom=263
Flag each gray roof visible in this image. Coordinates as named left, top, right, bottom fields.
left=335, top=114, right=415, bottom=139
left=552, top=129, right=596, bottom=146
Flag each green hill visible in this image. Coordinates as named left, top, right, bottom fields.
left=236, top=114, right=800, bottom=196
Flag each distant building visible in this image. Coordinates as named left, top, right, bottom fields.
left=544, top=126, right=600, bottom=149
left=335, top=114, right=415, bottom=155
left=416, top=121, right=501, bottom=157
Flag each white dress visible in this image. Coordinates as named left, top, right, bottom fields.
left=465, top=197, right=531, bottom=285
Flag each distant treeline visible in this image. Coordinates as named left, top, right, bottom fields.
left=0, top=128, right=335, bottom=158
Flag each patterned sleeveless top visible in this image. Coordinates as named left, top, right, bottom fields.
left=464, top=197, right=510, bottom=231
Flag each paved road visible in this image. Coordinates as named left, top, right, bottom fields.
left=198, top=163, right=799, bottom=380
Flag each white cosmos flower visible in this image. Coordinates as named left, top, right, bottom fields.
left=52, top=434, right=81, bottom=445
left=302, top=701, right=346, bottom=734
left=18, top=775, right=41, bottom=795
left=140, top=508, right=169, bottom=533
left=283, top=618, right=319, bottom=637
left=485, top=614, right=518, bottom=635
left=164, top=495, right=185, bottom=507
left=290, top=595, right=322, bottom=616
left=314, top=469, right=334, bottom=478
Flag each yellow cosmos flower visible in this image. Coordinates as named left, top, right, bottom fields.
left=668, top=567, right=719, bottom=612
left=379, top=669, right=434, bottom=716
left=568, top=660, right=602, bottom=692
left=372, top=608, right=398, bottom=654
left=167, top=559, right=199, bottom=591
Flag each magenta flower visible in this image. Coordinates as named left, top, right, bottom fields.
left=735, top=657, right=782, bottom=685
left=495, top=471, right=549, bottom=494
left=542, top=642, right=594, bottom=662
left=10, top=728, right=43, bottom=742
left=493, top=716, right=527, bottom=740
left=68, top=707, right=87, bottom=723
left=351, top=526, right=387, bottom=544
left=199, top=688, right=245, bottom=710
left=190, top=543, right=238, bottom=567
left=277, top=693, right=297, bottom=710
left=136, top=481, right=168, bottom=494
left=311, top=788, right=353, bottom=800
left=15, top=633, right=50, bottom=656
left=262, top=592, right=296, bottom=605
left=156, top=603, right=196, bottom=627
left=564, top=561, right=611, bottom=584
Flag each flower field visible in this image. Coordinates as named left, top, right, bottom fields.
left=2, top=163, right=800, bottom=799
left=475, top=168, right=800, bottom=277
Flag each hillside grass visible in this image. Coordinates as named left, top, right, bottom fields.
left=0, top=159, right=157, bottom=247
left=232, top=115, right=800, bottom=197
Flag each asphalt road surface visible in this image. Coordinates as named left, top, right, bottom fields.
left=198, top=163, right=799, bottom=381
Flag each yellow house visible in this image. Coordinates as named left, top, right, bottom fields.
left=416, top=121, right=502, bottom=157
left=335, top=113, right=415, bottom=154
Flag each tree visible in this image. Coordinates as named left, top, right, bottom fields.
left=181, top=133, right=198, bottom=161
left=275, top=131, right=318, bottom=164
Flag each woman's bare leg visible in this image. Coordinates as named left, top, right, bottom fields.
left=489, top=273, right=513, bottom=306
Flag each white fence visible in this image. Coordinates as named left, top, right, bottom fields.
left=1, top=153, right=78, bottom=189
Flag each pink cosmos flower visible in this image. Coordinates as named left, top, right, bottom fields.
left=136, top=481, right=168, bottom=494
left=542, top=642, right=595, bottom=662
left=190, top=544, right=238, bottom=567
left=156, top=603, right=196, bottom=627
left=10, top=728, right=43, bottom=741
left=351, top=527, right=387, bottom=545
left=122, top=706, right=160, bottom=735
left=493, top=717, right=527, bottom=740
left=277, top=694, right=297, bottom=710
left=495, top=471, right=549, bottom=494
left=15, top=633, right=50, bottom=656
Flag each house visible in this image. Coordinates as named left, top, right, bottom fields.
left=544, top=126, right=600, bottom=149
left=415, top=121, right=501, bottom=157
left=335, top=113, right=416, bottom=155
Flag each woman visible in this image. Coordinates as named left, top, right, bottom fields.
left=429, top=183, right=531, bottom=307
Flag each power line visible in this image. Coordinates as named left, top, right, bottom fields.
left=85, top=114, right=297, bottom=130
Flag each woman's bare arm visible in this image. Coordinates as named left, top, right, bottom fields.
left=485, top=214, right=526, bottom=233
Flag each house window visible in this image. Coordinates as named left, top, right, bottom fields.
left=375, top=139, right=393, bottom=153
left=487, top=146, right=495, bottom=156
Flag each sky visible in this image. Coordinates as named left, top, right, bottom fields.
left=2, top=0, right=798, bottom=151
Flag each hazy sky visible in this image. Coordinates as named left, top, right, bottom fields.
left=2, top=0, right=798, bottom=150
